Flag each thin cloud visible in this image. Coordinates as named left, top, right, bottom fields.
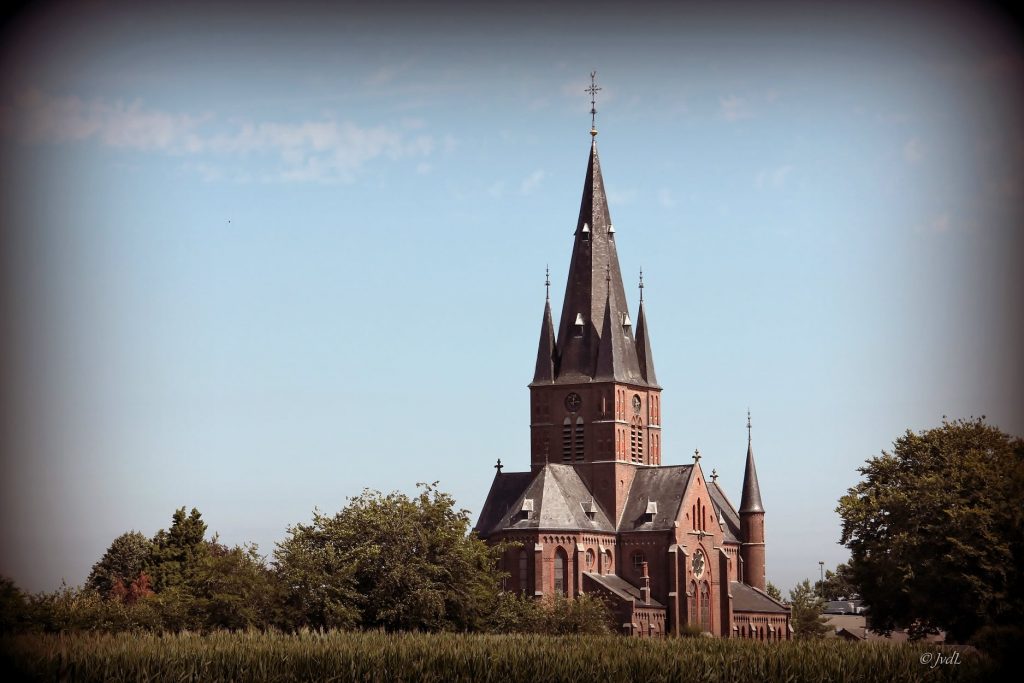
left=755, top=165, right=794, bottom=190
left=657, top=188, right=676, bottom=208
left=720, top=95, right=751, bottom=122
left=606, top=188, right=637, bottom=206
left=903, top=137, right=926, bottom=164
left=520, top=169, right=546, bottom=195
left=1, top=90, right=439, bottom=183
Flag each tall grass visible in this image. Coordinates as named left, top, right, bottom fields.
left=1, top=630, right=993, bottom=683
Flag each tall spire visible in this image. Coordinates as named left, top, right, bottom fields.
left=634, top=269, right=658, bottom=386
left=531, top=267, right=557, bottom=384
left=552, top=126, right=645, bottom=385
left=739, top=410, right=764, bottom=513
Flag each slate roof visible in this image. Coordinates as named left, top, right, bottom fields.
left=739, top=439, right=764, bottom=513
left=634, top=300, right=658, bottom=387
left=618, top=465, right=693, bottom=531
left=730, top=581, right=789, bottom=614
left=477, top=463, right=699, bottom=536
left=546, top=139, right=648, bottom=387
left=474, top=464, right=615, bottom=536
left=584, top=572, right=664, bottom=608
left=474, top=471, right=533, bottom=537
left=708, top=480, right=742, bottom=544
left=532, top=298, right=556, bottom=384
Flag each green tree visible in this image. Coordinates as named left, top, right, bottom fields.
left=186, top=541, right=281, bottom=631
left=86, top=531, right=153, bottom=598
left=274, top=482, right=504, bottom=632
left=814, top=562, right=858, bottom=602
left=485, top=592, right=611, bottom=634
left=837, top=418, right=1024, bottom=642
left=789, top=579, right=830, bottom=640
left=766, top=582, right=783, bottom=602
left=0, top=576, right=27, bottom=633
left=147, top=507, right=208, bottom=593
left=273, top=517, right=361, bottom=630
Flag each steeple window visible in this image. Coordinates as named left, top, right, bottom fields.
left=630, top=417, right=644, bottom=463
left=562, top=418, right=572, bottom=463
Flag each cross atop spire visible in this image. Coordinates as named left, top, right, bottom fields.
left=545, top=265, right=550, bottom=302
left=747, top=408, right=752, bottom=444
left=639, top=267, right=644, bottom=303
left=585, top=70, right=601, bottom=136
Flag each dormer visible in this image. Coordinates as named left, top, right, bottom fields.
left=644, top=500, right=658, bottom=523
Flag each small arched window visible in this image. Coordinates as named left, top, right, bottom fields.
left=631, top=550, right=646, bottom=574
left=554, top=548, right=568, bottom=596
left=689, top=581, right=698, bottom=625
left=518, top=550, right=528, bottom=593
left=700, top=582, right=711, bottom=632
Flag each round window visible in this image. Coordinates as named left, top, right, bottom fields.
left=585, top=549, right=596, bottom=568
left=693, top=550, right=706, bottom=579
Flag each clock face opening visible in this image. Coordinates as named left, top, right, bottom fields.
left=564, top=392, right=582, bottom=412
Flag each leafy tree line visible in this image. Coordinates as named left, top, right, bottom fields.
left=837, top=418, right=1023, bottom=643
left=0, top=484, right=610, bottom=635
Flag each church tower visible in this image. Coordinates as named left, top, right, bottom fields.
left=739, top=411, right=766, bottom=591
left=528, top=118, right=662, bottom=521
left=475, top=75, right=788, bottom=639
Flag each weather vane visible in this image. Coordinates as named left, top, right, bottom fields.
left=545, top=264, right=550, bottom=301
left=639, top=267, right=644, bottom=303
left=747, top=408, right=752, bottom=443
left=585, top=70, right=602, bottom=134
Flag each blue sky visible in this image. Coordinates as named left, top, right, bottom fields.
left=1, top=0, right=1022, bottom=594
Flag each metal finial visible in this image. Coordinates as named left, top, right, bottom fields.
left=585, top=70, right=602, bottom=135
left=693, top=448, right=701, bottom=463
left=494, top=458, right=503, bottom=473
left=545, top=265, right=550, bottom=302
left=711, top=468, right=719, bottom=483
left=605, top=263, right=611, bottom=285
left=639, top=267, right=644, bottom=303
left=747, top=408, right=752, bottom=444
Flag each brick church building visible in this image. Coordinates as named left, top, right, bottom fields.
left=475, top=109, right=791, bottom=639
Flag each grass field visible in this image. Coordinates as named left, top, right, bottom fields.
left=0, top=630, right=994, bottom=682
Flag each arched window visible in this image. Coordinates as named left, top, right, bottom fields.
left=631, top=550, right=646, bottom=574
left=630, top=417, right=643, bottom=463
left=585, top=548, right=595, bottom=569
left=604, top=548, right=614, bottom=574
left=574, top=417, right=584, bottom=461
left=554, top=548, right=568, bottom=596
left=688, top=581, right=698, bottom=625
left=518, top=550, right=528, bottom=593
left=700, top=582, right=711, bottom=632
left=562, top=417, right=572, bottom=463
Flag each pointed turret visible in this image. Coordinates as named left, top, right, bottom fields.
left=740, top=410, right=766, bottom=590
left=532, top=298, right=557, bottom=384
left=634, top=270, right=658, bottom=386
left=739, top=417, right=764, bottom=513
left=553, top=139, right=645, bottom=385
